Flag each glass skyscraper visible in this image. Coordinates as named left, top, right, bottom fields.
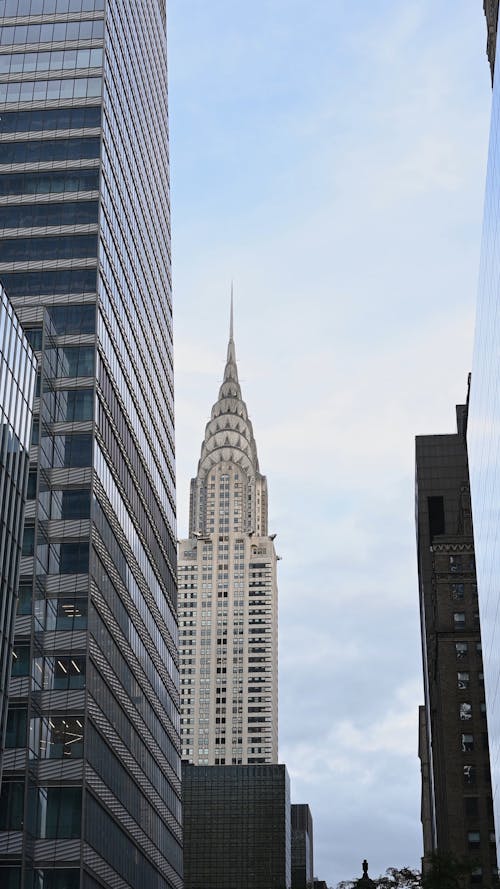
left=469, top=7, right=500, bottom=869
left=0, top=283, right=36, bottom=789
left=0, top=2, right=181, bottom=888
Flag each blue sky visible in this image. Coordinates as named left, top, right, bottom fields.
left=168, top=2, right=492, bottom=883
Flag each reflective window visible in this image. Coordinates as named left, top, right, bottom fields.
left=0, top=105, right=101, bottom=133
left=30, top=870, right=80, bottom=889
left=0, top=0, right=104, bottom=14
left=0, top=137, right=100, bottom=165
left=36, top=786, right=82, bottom=839
left=24, top=328, right=42, bottom=350
left=57, top=346, right=94, bottom=378
left=50, top=304, right=95, bottom=335
left=2, top=269, right=97, bottom=298
left=0, top=234, right=97, bottom=262
left=31, top=715, right=83, bottom=759
left=60, top=490, right=91, bottom=519
left=31, top=418, right=39, bottom=445
left=26, top=469, right=37, bottom=499
left=0, top=200, right=98, bottom=229
left=0, top=781, right=24, bottom=830
left=62, top=434, right=93, bottom=467
left=58, top=389, right=94, bottom=421
left=38, top=655, right=86, bottom=691
left=45, top=597, right=87, bottom=630
left=0, top=168, right=99, bottom=197
left=59, top=542, right=89, bottom=574
left=0, top=48, right=103, bottom=76
left=11, top=644, right=29, bottom=677
left=17, top=581, right=31, bottom=615
left=5, top=707, right=27, bottom=748
left=55, top=656, right=85, bottom=690
left=21, top=525, right=34, bottom=556
left=0, top=76, right=102, bottom=104
left=7, top=19, right=102, bottom=48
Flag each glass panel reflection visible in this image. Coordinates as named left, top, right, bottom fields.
left=31, top=715, right=84, bottom=760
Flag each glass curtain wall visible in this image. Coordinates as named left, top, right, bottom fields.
left=0, top=1, right=180, bottom=887
left=0, top=284, right=36, bottom=790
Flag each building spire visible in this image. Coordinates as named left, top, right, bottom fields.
left=226, top=284, right=237, bottom=369
left=230, top=281, right=234, bottom=341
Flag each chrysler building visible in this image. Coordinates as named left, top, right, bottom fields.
left=178, top=302, right=278, bottom=765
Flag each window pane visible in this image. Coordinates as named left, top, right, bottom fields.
left=17, top=582, right=31, bottom=615
left=59, top=542, right=89, bottom=574
left=0, top=782, right=24, bottom=830
left=31, top=870, right=80, bottom=889
left=63, top=434, right=92, bottom=467
left=458, top=672, right=469, bottom=689
left=27, top=469, right=37, bottom=499
left=5, top=708, right=27, bottom=748
left=0, top=137, right=99, bottom=165
left=464, top=765, right=476, bottom=784
left=0, top=867, right=21, bottom=889
left=0, top=235, right=97, bottom=262
left=45, top=597, right=87, bottom=630
left=58, top=389, right=94, bottom=422
left=49, top=656, right=85, bottom=690
left=24, top=328, right=42, bottom=350
left=22, top=525, right=34, bottom=556
left=0, top=168, right=99, bottom=197
left=57, top=346, right=94, bottom=378
left=61, top=490, right=90, bottom=519
left=2, top=269, right=97, bottom=299
left=50, top=304, right=95, bottom=335
left=31, top=419, right=39, bottom=445
left=11, top=644, right=29, bottom=676
left=0, top=200, right=98, bottom=229
left=38, top=787, right=82, bottom=838
left=34, top=715, right=84, bottom=760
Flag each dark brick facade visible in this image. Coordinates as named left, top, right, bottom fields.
left=416, top=402, right=497, bottom=884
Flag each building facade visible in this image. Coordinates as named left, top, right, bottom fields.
left=291, top=804, right=314, bottom=889
left=0, top=2, right=181, bottom=888
left=178, top=306, right=278, bottom=765
left=0, top=283, right=36, bottom=789
left=182, top=762, right=291, bottom=889
left=468, top=4, right=500, bottom=871
left=416, top=403, right=497, bottom=883
left=484, top=0, right=499, bottom=83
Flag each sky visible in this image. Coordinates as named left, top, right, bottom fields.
left=167, top=2, right=493, bottom=884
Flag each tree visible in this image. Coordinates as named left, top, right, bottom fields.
left=337, top=854, right=485, bottom=889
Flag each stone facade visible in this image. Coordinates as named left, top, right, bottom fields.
left=178, top=303, right=278, bottom=765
